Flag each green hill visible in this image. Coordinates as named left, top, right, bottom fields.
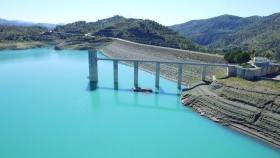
left=55, top=16, right=200, bottom=51
left=170, top=13, right=280, bottom=60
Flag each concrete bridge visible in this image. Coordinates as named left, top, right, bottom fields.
left=88, top=50, right=231, bottom=90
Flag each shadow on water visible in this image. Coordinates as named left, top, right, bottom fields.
left=87, top=82, right=181, bottom=96
left=88, top=81, right=98, bottom=91
left=86, top=82, right=186, bottom=112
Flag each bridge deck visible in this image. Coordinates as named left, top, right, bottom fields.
left=97, top=58, right=230, bottom=67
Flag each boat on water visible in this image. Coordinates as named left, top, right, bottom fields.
left=132, top=87, right=153, bottom=93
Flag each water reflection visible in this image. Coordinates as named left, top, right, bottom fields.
left=88, top=81, right=98, bottom=91
left=89, top=86, right=184, bottom=112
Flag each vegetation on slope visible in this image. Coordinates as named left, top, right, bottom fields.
left=55, top=16, right=201, bottom=51
left=0, top=25, right=112, bottom=50
left=170, top=13, right=280, bottom=60
left=0, top=26, right=47, bottom=41
left=224, top=51, right=251, bottom=64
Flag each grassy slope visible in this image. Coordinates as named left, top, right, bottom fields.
left=218, top=77, right=280, bottom=93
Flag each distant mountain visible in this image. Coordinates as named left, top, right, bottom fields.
left=170, top=13, right=280, bottom=60
left=0, top=18, right=57, bottom=29
left=55, top=15, right=200, bottom=51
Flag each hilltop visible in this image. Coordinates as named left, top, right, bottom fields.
left=55, top=15, right=201, bottom=51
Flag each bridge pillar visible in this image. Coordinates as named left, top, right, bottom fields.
left=88, top=50, right=98, bottom=90
left=202, top=65, right=206, bottom=81
left=155, top=62, right=160, bottom=88
left=178, top=64, right=183, bottom=89
left=113, top=60, right=118, bottom=89
left=134, top=61, right=139, bottom=88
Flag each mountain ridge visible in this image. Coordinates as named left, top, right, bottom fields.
left=0, top=18, right=57, bottom=29
left=54, top=15, right=200, bottom=51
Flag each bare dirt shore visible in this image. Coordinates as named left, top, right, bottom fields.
left=0, top=41, right=49, bottom=50
left=182, top=78, right=280, bottom=149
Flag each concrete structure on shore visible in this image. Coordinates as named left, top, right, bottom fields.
left=228, top=60, right=280, bottom=80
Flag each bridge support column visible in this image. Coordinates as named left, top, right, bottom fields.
left=134, top=61, right=139, bottom=88
left=202, top=65, right=206, bottom=81
left=113, top=60, right=118, bottom=89
left=155, top=62, right=160, bottom=88
left=178, top=64, right=183, bottom=89
left=88, top=50, right=98, bottom=90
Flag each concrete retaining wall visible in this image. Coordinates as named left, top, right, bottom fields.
left=228, top=63, right=280, bottom=80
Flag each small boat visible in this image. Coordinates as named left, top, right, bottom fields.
left=133, top=87, right=153, bottom=93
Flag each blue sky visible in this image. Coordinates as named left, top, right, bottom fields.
left=1, top=0, right=280, bottom=25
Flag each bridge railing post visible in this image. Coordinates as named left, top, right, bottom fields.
left=178, top=64, right=183, bottom=89
left=134, top=61, right=139, bottom=88
left=155, top=62, right=160, bottom=88
left=113, top=60, right=118, bottom=89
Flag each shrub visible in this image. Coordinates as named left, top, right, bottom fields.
left=234, top=52, right=251, bottom=63
left=224, top=51, right=251, bottom=64
left=224, top=52, right=235, bottom=63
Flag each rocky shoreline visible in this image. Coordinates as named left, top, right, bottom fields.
left=181, top=79, right=280, bottom=149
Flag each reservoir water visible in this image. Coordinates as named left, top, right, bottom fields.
left=0, top=48, right=279, bottom=158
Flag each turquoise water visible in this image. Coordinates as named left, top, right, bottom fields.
left=0, top=48, right=279, bottom=158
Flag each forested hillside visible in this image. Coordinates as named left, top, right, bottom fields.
left=170, top=13, right=280, bottom=60
left=55, top=16, right=201, bottom=51
left=0, top=26, right=47, bottom=41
